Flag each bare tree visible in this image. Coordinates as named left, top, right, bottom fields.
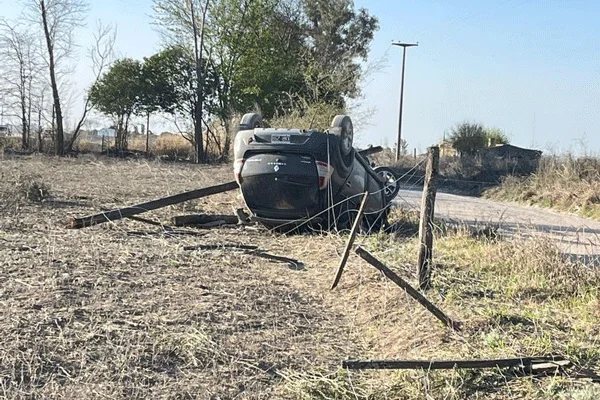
left=65, top=21, right=115, bottom=152
left=153, top=0, right=211, bottom=163
left=189, top=0, right=210, bottom=163
left=25, top=0, right=89, bottom=156
left=0, top=21, right=40, bottom=150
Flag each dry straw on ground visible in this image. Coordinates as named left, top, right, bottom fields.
left=487, top=155, right=600, bottom=219
left=0, top=154, right=599, bottom=399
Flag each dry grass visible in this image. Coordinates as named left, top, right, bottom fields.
left=1, top=155, right=599, bottom=399
left=486, top=155, right=600, bottom=218
left=151, top=134, right=193, bottom=160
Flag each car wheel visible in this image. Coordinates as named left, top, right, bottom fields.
left=374, top=166, right=400, bottom=201
left=330, top=115, right=353, bottom=157
left=239, top=113, right=263, bottom=130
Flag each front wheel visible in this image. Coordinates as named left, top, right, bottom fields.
left=374, top=166, right=400, bottom=201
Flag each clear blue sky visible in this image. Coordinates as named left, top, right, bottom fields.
left=2, top=0, right=599, bottom=154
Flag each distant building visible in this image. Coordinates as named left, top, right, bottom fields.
left=98, top=127, right=116, bottom=137
left=437, top=140, right=458, bottom=157
left=481, top=144, right=542, bottom=174
left=0, top=125, right=10, bottom=136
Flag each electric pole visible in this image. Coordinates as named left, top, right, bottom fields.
left=392, top=41, right=418, bottom=161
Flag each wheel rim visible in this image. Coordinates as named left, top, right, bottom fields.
left=341, top=129, right=353, bottom=155
left=378, top=170, right=397, bottom=198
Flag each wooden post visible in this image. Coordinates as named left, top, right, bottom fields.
left=355, top=247, right=458, bottom=330
left=330, top=192, right=369, bottom=289
left=417, top=146, right=439, bottom=291
left=66, top=181, right=239, bottom=229
left=342, top=357, right=570, bottom=371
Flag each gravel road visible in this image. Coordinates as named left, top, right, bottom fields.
left=394, top=188, right=600, bottom=265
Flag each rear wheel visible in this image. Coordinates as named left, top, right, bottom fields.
left=374, top=166, right=400, bottom=201
left=330, top=115, right=353, bottom=157
left=239, top=113, right=263, bottom=130
left=329, top=115, right=355, bottom=177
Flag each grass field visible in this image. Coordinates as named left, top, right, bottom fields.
left=485, top=156, right=600, bottom=219
left=1, top=155, right=599, bottom=399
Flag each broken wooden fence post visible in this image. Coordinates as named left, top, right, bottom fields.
left=342, top=357, right=570, bottom=371
left=172, top=214, right=239, bottom=227
left=355, top=246, right=459, bottom=331
left=417, top=146, right=439, bottom=291
left=66, top=181, right=239, bottom=229
left=331, top=192, right=369, bottom=289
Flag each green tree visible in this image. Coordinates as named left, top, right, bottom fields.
left=299, top=0, right=379, bottom=105
left=449, top=122, right=487, bottom=157
left=139, top=48, right=185, bottom=153
left=485, top=127, right=509, bottom=146
left=152, top=0, right=378, bottom=162
left=88, top=58, right=142, bottom=151
left=140, top=45, right=217, bottom=151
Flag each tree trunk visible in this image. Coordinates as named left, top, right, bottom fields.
left=26, top=76, right=32, bottom=149
left=222, top=117, right=232, bottom=161
left=190, top=0, right=208, bottom=164
left=20, top=89, right=28, bottom=150
left=37, top=102, right=43, bottom=152
left=40, top=0, right=64, bottom=156
left=145, top=112, right=150, bottom=155
left=123, top=113, right=130, bottom=151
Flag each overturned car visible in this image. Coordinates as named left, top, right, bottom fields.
left=233, top=113, right=399, bottom=232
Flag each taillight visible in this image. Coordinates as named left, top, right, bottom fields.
left=234, top=158, right=245, bottom=184
left=315, top=161, right=334, bottom=189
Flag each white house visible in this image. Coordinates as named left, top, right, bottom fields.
left=98, top=127, right=116, bottom=137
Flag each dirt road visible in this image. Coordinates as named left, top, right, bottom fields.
left=394, top=188, right=600, bottom=264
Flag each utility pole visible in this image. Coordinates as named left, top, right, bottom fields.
left=392, top=41, right=418, bottom=161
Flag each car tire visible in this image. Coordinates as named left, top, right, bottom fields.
left=374, top=166, right=400, bottom=201
left=239, top=113, right=263, bottom=130
left=330, top=115, right=354, bottom=157
left=329, top=115, right=354, bottom=176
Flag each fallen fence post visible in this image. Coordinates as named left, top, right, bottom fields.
left=66, top=181, right=238, bottom=229
left=417, top=146, right=439, bottom=291
left=183, top=244, right=302, bottom=269
left=183, top=244, right=259, bottom=251
left=172, top=214, right=239, bottom=227
left=355, top=246, right=459, bottom=331
left=342, top=357, right=570, bottom=371
left=126, top=215, right=173, bottom=230
left=331, top=192, right=369, bottom=289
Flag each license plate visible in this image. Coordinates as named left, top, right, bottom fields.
left=271, top=134, right=291, bottom=143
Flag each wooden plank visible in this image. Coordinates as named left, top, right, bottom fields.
left=417, top=146, right=439, bottom=290
left=342, top=357, right=567, bottom=370
left=66, top=181, right=238, bottom=229
left=183, top=244, right=259, bottom=251
left=355, top=246, right=459, bottom=331
left=126, top=215, right=173, bottom=230
left=331, top=192, right=369, bottom=289
left=172, top=214, right=239, bottom=226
